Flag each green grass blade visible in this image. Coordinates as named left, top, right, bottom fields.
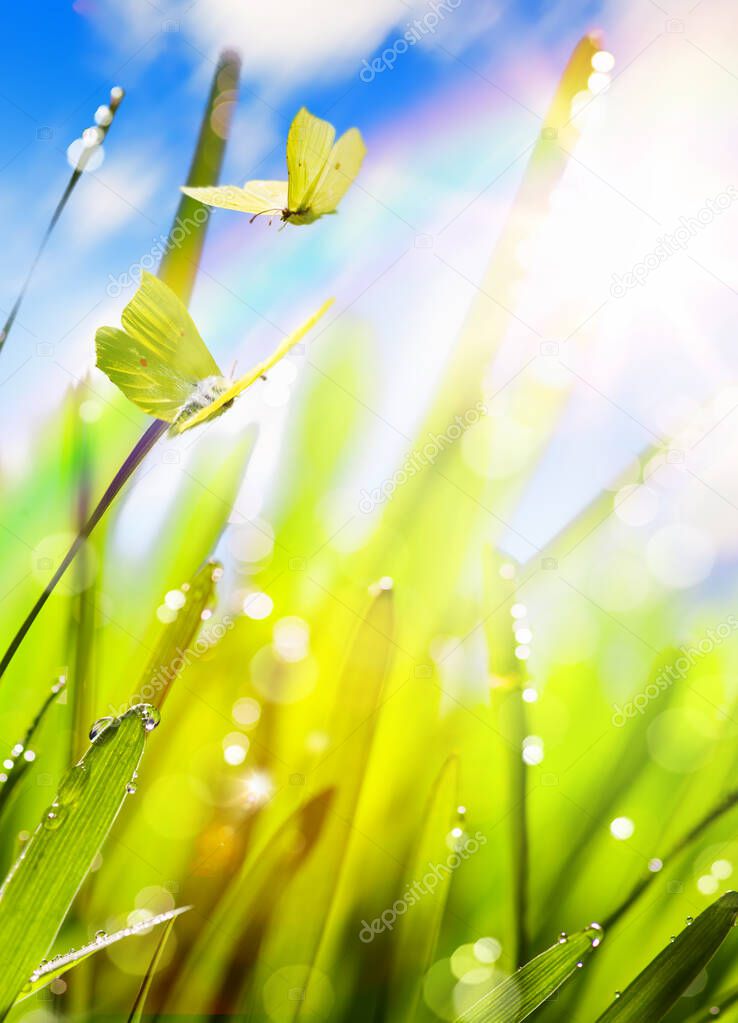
left=127, top=910, right=183, bottom=1023
left=456, top=923, right=604, bottom=1023
left=158, top=49, right=240, bottom=301
left=387, top=755, right=459, bottom=1022
left=0, top=51, right=240, bottom=689
left=138, top=560, right=222, bottom=711
left=15, top=906, right=188, bottom=1003
left=0, top=676, right=66, bottom=822
left=604, top=786, right=738, bottom=931
left=596, top=892, right=738, bottom=1022
left=0, top=703, right=158, bottom=1018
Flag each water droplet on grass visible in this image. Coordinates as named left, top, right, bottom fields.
left=138, top=704, right=160, bottom=732
left=89, top=716, right=114, bottom=741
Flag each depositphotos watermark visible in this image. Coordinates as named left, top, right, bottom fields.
left=610, top=186, right=738, bottom=297
left=358, top=830, right=487, bottom=942
left=611, top=614, right=738, bottom=726
left=359, top=401, right=487, bottom=513
left=107, top=616, right=234, bottom=717
left=359, top=0, right=462, bottom=82
left=106, top=207, right=209, bottom=296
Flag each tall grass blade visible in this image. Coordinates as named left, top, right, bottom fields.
left=0, top=50, right=240, bottom=687
left=455, top=923, right=604, bottom=1023
left=0, top=704, right=157, bottom=1018
left=15, top=906, right=188, bottom=1003
left=604, top=786, right=738, bottom=930
left=138, top=560, right=223, bottom=711
left=387, top=755, right=459, bottom=1022
left=596, top=892, right=738, bottom=1022
left=126, top=910, right=183, bottom=1023
left=0, top=676, right=66, bottom=822
left=0, top=88, right=125, bottom=355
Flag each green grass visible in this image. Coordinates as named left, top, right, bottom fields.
left=0, top=35, right=737, bottom=1023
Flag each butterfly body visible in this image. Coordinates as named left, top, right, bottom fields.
left=181, top=108, right=365, bottom=225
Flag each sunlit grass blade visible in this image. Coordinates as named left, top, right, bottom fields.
left=167, top=790, right=334, bottom=1012
left=127, top=909, right=185, bottom=1023
left=0, top=704, right=158, bottom=1018
left=0, top=88, right=124, bottom=355
left=596, top=892, right=738, bottom=1022
left=0, top=50, right=240, bottom=688
left=604, top=786, right=738, bottom=930
left=387, top=755, right=459, bottom=1022
left=137, top=560, right=223, bottom=711
left=15, top=906, right=188, bottom=1003
left=0, top=676, right=66, bottom=822
left=240, top=588, right=395, bottom=1019
left=456, top=923, right=604, bottom=1023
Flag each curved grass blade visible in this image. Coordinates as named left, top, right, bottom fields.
left=0, top=50, right=241, bottom=688
left=0, top=676, right=66, bottom=822
left=138, top=560, right=223, bottom=711
left=167, top=789, right=334, bottom=1012
left=15, top=906, right=188, bottom=1003
left=604, top=786, right=738, bottom=931
left=239, top=588, right=395, bottom=1020
left=0, top=704, right=158, bottom=1018
left=596, top=892, right=738, bottom=1022
left=455, top=923, right=604, bottom=1023
left=387, top=755, right=459, bottom=1022
left=0, top=88, right=125, bottom=355
left=127, top=910, right=184, bottom=1023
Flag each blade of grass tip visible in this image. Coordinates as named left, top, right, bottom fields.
left=127, top=911, right=183, bottom=1023
left=136, top=560, right=223, bottom=712
left=0, top=676, right=67, bottom=822
left=0, top=703, right=159, bottom=1018
left=0, top=87, right=125, bottom=355
left=603, top=786, right=738, bottom=931
left=596, top=891, right=738, bottom=1022
left=386, top=755, right=459, bottom=1023
left=0, top=50, right=241, bottom=688
left=15, top=906, right=189, bottom=1004
left=455, top=922, right=604, bottom=1023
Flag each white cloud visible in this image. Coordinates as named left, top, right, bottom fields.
left=87, top=0, right=463, bottom=91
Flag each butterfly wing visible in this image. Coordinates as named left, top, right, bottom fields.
left=172, top=298, right=334, bottom=434
left=95, top=272, right=222, bottom=422
left=180, top=180, right=288, bottom=215
left=308, top=128, right=367, bottom=216
left=286, top=108, right=335, bottom=212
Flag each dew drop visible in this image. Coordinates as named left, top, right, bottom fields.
left=94, top=929, right=106, bottom=944
left=588, top=922, right=604, bottom=947
left=576, top=961, right=583, bottom=968
left=686, top=916, right=693, bottom=925
left=138, top=704, right=160, bottom=732
left=126, top=782, right=137, bottom=794
left=615, top=991, right=621, bottom=999
left=558, top=931, right=568, bottom=944
left=670, top=935, right=676, bottom=942
left=89, top=716, right=114, bottom=741
left=44, top=809, right=63, bottom=830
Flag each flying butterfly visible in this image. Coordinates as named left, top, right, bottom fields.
left=180, top=107, right=366, bottom=225
left=95, top=272, right=332, bottom=433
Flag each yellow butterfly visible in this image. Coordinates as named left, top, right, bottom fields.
left=95, top=273, right=331, bottom=433
left=180, top=107, right=366, bottom=225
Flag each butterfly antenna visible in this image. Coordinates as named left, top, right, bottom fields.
left=0, top=86, right=125, bottom=357
left=248, top=208, right=283, bottom=225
